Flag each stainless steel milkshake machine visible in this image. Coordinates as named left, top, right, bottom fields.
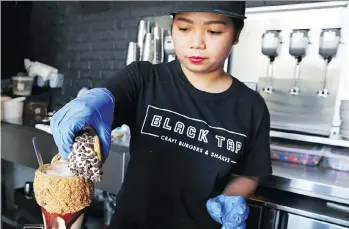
left=229, top=1, right=349, bottom=146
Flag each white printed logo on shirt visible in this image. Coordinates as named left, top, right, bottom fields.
left=141, top=105, right=247, bottom=164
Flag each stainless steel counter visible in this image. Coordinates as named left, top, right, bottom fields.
left=260, top=161, right=349, bottom=205
left=1, top=122, right=58, bottom=167
left=251, top=186, right=349, bottom=228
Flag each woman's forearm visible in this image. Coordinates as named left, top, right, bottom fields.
left=223, top=176, right=259, bottom=198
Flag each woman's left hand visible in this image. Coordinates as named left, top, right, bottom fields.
left=206, top=195, right=249, bottom=229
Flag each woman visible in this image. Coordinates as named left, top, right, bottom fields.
left=51, top=2, right=272, bottom=229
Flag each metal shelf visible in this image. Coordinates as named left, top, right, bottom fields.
left=270, top=130, right=349, bottom=148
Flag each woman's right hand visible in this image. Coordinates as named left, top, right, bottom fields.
left=50, top=88, right=115, bottom=162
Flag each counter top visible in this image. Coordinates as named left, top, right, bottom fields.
left=251, top=186, right=349, bottom=227
left=260, top=161, right=349, bottom=204
left=1, top=122, right=58, bottom=167
left=2, top=121, right=349, bottom=204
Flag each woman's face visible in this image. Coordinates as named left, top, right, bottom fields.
left=172, top=12, right=239, bottom=74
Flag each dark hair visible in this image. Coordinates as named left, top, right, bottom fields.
left=232, top=18, right=244, bottom=32
left=232, top=18, right=244, bottom=41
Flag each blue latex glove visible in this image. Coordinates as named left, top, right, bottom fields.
left=206, top=195, right=249, bottom=229
left=50, top=88, right=115, bottom=161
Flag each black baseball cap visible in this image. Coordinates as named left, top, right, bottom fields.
left=170, top=1, right=247, bottom=20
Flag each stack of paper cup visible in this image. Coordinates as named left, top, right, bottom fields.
left=137, top=20, right=150, bottom=61
left=152, top=26, right=164, bottom=64
left=126, top=42, right=139, bottom=65
left=142, top=33, right=154, bottom=62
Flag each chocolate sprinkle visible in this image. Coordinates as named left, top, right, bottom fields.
left=68, top=132, right=103, bottom=183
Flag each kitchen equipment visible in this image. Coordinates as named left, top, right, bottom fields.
left=285, top=213, right=348, bottom=229
left=231, top=2, right=349, bottom=137
left=288, top=29, right=310, bottom=96
left=126, top=42, right=139, bottom=65
left=23, top=96, right=49, bottom=117
left=11, top=76, right=34, bottom=96
left=270, top=139, right=325, bottom=166
left=103, top=193, right=116, bottom=228
left=164, top=35, right=175, bottom=62
left=261, top=30, right=282, bottom=94
left=11, top=187, right=43, bottom=228
left=1, top=78, right=11, bottom=94
left=326, top=202, right=349, bottom=214
left=142, top=33, right=154, bottom=62
left=251, top=186, right=349, bottom=229
left=32, top=137, right=46, bottom=173
left=317, top=28, right=341, bottom=98
left=23, top=101, right=48, bottom=117
left=137, top=20, right=150, bottom=61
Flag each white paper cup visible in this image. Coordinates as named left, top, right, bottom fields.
left=3, top=97, right=25, bottom=122
left=1, top=96, right=12, bottom=121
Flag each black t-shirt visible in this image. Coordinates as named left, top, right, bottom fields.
left=104, top=60, right=272, bottom=229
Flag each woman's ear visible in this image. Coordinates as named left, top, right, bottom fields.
left=233, top=31, right=241, bottom=45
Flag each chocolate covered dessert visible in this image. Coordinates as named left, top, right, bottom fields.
left=32, top=126, right=104, bottom=229
left=68, top=129, right=103, bottom=183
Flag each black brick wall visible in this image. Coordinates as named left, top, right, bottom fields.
left=30, top=1, right=179, bottom=105
left=30, top=1, right=324, bottom=105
